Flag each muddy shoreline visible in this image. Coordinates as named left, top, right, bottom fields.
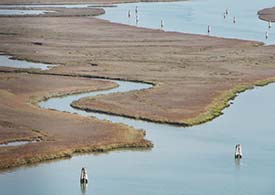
left=258, top=7, right=275, bottom=22
left=0, top=71, right=152, bottom=170
left=72, top=77, right=275, bottom=126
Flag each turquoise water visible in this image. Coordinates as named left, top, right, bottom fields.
left=98, top=0, right=275, bottom=44
left=1, top=1, right=275, bottom=194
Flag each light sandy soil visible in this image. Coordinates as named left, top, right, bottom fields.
left=0, top=72, right=151, bottom=169
left=258, top=7, right=275, bottom=22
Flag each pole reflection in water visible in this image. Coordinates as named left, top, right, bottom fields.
left=80, top=183, right=87, bottom=195
left=235, top=158, right=241, bottom=170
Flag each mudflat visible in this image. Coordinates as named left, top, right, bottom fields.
left=0, top=7, right=105, bottom=18
left=258, top=7, right=275, bottom=22
left=0, top=12, right=272, bottom=125
left=0, top=72, right=151, bottom=169
left=1, top=3, right=275, bottom=169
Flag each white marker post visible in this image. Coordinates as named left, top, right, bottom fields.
left=234, top=144, right=243, bottom=159
left=208, top=25, right=211, bottom=34
left=266, top=31, right=269, bottom=39
left=136, top=15, right=139, bottom=25
left=80, top=168, right=88, bottom=184
left=161, top=19, right=164, bottom=29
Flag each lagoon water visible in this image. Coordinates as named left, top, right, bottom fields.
left=98, top=0, right=275, bottom=44
left=1, top=78, right=275, bottom=195
left=1, top=0, right=275, bottom=195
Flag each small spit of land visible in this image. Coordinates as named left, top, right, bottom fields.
left=1, top=3, right=275, bottom=169
left=258, top=7, right=275, bottom=22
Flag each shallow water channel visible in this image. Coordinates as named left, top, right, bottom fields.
left=1, top=0, right=275, bottom=194
left=0, top=9, right=53, bottom=16
left=0, top=55, right=55, bottom=70
left=0, top=141, right=37, bottom=147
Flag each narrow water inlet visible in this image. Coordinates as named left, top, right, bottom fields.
left=0, top=140, right=40, bottom=147
left=0, top=9, right=53, bottom=16
left=0, top=55, right=56, bottom=70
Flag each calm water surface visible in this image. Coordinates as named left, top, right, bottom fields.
left=0, top=78, right=274, bottom=195
left=1, top=0, right=275, bottom=195
left=0, top=9, right=52, bottom=15
left=0, top=55, right=55, bottom=70
left=98, top=0, right=275, bottom=44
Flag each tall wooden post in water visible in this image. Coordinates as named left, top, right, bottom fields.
left=80, top=167, right=88, bottom=184
left=235, top=144, right=242, bottom=159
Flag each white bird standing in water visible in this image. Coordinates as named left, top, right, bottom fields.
left=265, top=31, right=269, bottom=39
left=208, top=25, right=211, bottom=34
left=161, top=19, right=164, bottom=29
left=268, top=20, right=272, bottom=29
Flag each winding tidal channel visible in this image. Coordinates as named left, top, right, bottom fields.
left=1, top=0, right=275, bottom=195
left=1, top=61, right=275, bottom=195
